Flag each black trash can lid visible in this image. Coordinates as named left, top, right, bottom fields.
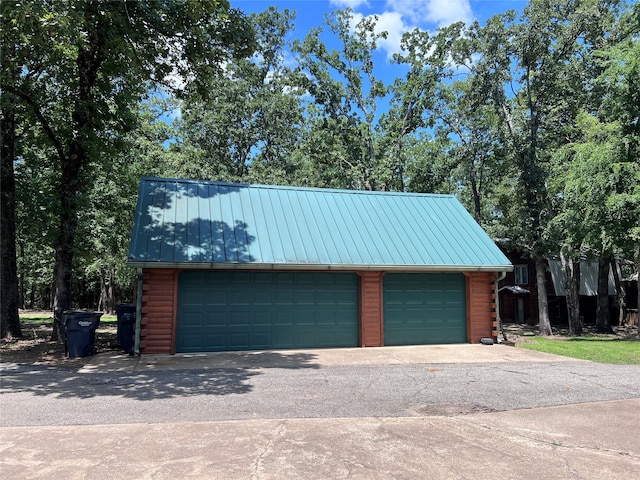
left=63, top=310, right=103, bottom=325
left=63, top=309, right=103, bottom=316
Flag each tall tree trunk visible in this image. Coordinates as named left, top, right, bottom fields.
left=609, top=256, right=626, bottom=326
left=51, top=2, right=105, bottom=340
left=469, top=168, right=482, bottom=223
left=561, top=250, right=582, bottom=336
left=98, top=267, right=105, bottom=311
left=596, top=255, right=612, bottom=333
left=535, top=256, right=552, bottom=336
left=18, top=241, right=25, bottom=309
left=108, top=266, right=115, bottom=314
left=636, top=243, right=640, bottom=340
left=0, top=45, right=22, bottom=338
left=51, top=150, right=82, bottom=341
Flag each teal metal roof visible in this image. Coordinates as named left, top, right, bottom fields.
left=127, top=177, right=512, bottom=272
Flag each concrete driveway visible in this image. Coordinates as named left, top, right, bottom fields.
left=79, top=343, right=582, bottom=373
left=1, top=344, right=639, bottom=479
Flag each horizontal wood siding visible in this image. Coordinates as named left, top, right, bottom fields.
left=140, top=269, right=177, bottom=354
left=466, top=272, right=497, bottom=343
left=360, top=272, right=383, bottom=347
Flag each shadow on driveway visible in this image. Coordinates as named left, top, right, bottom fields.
left=0, top=351, right=321, bottom=401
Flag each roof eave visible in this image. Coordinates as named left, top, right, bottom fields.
left=126, top=261, right=514, bottom=272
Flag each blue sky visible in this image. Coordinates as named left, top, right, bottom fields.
left=162, top=1, right=529, bottom=123
left=234, top=0, right=528, bottom=59
left=225, top=0, right=528, bottom=121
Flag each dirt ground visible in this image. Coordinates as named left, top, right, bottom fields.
left=0, top=312, right=120, bottom=368
left=501, top=322, right=639, bottom=344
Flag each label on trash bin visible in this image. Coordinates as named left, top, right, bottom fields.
left=79, top=321, right=93, bottom=327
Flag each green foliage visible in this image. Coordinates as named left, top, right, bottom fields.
left=293, top=9, right=393, bottom=190
left=4, top=0, right=639, bottom=326
left=3, top=0, right=256, bottom=317
left=549, top=114, right=640, bottom=260
left=178, top=7, right=303, bottom=184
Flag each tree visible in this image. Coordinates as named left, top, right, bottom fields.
left=1, top=39, right=22, bottom=337
left=543, top=1, right=638, bottom=333
left=597, top=3, right=640, bottom=334
left=293, top=9, right=390, bottom=191
left=1, top=0, right=255, bottom=340
left=550, top=114, right=638, bottom=333
left=178, top=7, right=304, bottom=184
left=441, top=0, right=625, bottom=335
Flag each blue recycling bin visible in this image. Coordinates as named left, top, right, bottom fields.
left=63, top=311, right=102, bottom=358
left=116, top=303, right=136, bottom=354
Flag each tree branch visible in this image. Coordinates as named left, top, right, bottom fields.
left=1, top=83, right=66, bottom=162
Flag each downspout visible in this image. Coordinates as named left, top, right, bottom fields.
left=494, top=271, right=507, bottom=343
left=134, top=268, right=143, bottom=356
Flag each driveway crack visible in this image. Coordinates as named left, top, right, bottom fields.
left=251, top=420, right=287, bottom=480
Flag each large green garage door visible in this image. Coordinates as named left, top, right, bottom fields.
left=176, top=271, right=359, bottom=352
left=384, top=273, right=467, bottom=345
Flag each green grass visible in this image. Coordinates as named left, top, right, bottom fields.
left=518, top=336, right=640, bottom=364
left=19, top=313, right=116, bottom=325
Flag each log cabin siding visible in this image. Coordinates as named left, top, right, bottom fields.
left=137, top=267, right=500, bottom=353
left=359, top=272, right=384, bottom=347
left=466, top=272, right=497, bottom=343
left=140, top=269, right=178, bottom=354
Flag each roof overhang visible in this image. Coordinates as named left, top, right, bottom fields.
left=127, top=261, right=514, bottom=272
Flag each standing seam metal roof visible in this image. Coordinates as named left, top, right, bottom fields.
left=127, top=177, right=512, bottom=271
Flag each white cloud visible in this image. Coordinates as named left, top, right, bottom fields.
left=371, top=11, right=412, bottom=59
left=329, top=0, right=369, bottom=8
left=337, top=0, right=475, bottom=60
left=348, top=10, right=414, bottom=59
left=386, top=0, right=473, bottom=27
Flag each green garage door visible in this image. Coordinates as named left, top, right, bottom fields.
left=177, top=271, right=359, bottom=352
left=384, top=273, right=467, bottom=345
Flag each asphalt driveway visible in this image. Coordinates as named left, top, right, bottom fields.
left=1, top=344, right=639, bottom=479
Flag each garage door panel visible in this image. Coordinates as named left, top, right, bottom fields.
left=250, top=331, right=272, bottom=349
left=181, top=311, right=204, bottom=328
left=336, top=291, right=357, bottom=304
left=230, top=272, right=251, bottom=284
left=295, top=291, right=315, bottom=304
left=384, top=273, right=466, bottom=346
left=252, top=311, right=272, bottom=326
left=295, top=311, right=315, bottom=326
left=208, top=292, right=227, bottom=305
left=208, top=312, right=226, bottom=326
left=206, top=333, right=226, bottom=350
left=273, top=328, right=294, bottom=347
left=253, top=273, right=273, bottom=284
left=296, top=273, right=315, bottom=284
left=182, top=290, right=202, bottom=305
left=228, top=332, right=250, bottom=349
left=294, top=331, right=314, bottom=345
left=229, top=291, right=250, bottom=305
left=273, top=272, right=294, bottom=284
left=274, top=311, right=294, bottom=326
left=229, top=310, right=250, bottom=327
left=275, top=291, right=295, bottom=305
left=253, top=291, right=272, bottom=304
left=177, top=271, right=358, bottom=352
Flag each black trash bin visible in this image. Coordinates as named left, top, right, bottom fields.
left=63, top=310, right=102, bottom=358
left=116, top=303, right=136, bottom=354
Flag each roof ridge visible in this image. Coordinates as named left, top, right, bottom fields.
left=140, top=176, right=456, bottom=198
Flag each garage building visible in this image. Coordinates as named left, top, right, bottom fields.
left=127, top=177, right=512, bottom=354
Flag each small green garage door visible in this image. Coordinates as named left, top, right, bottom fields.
left=384, top=273, right=467, bottom=345
left=177, top=271, right=359, bottom=352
